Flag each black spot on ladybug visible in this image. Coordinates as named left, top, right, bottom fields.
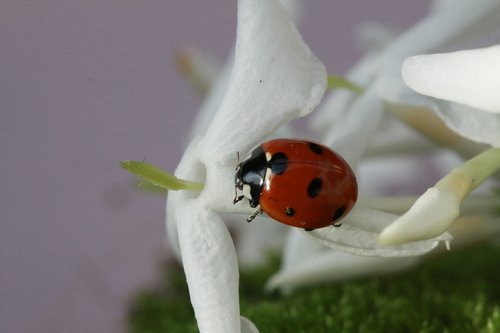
left=269, top=152, right=288, bottom=175
left=333, top=206, right=346, bottom=221
left=307, top=177, right=322, bottom=198
left=285, top=207, right=295, bottom=217
left=308, top=142, right=323, bottom=155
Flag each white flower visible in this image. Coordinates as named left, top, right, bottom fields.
left=269, top=0, right=500, bottom=291
left=401, top=45, right=500, bottom=148
left=167, top=0, right=326, bottom=331
left=402, top=45, right=500, bottom=115
left=377, top=3, right=500, bottom=246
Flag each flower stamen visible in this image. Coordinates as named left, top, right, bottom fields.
left=120, top=160, right=204, bottom=192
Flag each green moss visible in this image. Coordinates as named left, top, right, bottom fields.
left=128, top=246, right=500, bottom=333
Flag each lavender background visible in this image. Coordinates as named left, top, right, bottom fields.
left=1, top=1, right=431, bottom=332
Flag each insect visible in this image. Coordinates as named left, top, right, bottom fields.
left=233, top=139, right=358, bottom=230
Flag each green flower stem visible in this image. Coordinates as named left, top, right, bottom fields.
left=120, top=160, right=204, bottom=192
left=327, top=75, right=364, bottom=94
left=435, top=147, right=500, bottom=202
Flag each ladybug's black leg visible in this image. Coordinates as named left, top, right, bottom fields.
left=233, top=195, right=244, bottom=205
left=304, top=228, right=315, bottom=232
left=246, top=208, right=262, bottom=223
left=332, top=221, right=342, bottom=228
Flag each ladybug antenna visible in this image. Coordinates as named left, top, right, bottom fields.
left=233, top=185, right=240, bottom=205
left=233, top=151, right=244, bottom=205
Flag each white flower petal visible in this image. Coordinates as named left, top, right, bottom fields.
left=379, top=187, right=459, bottom=245
left=166, top=137, right=206, bottom=261
left=241, top=316, right=260, bottom=333
left=267, top=250, right=419, bottom=291
left=432, top=100, right=500, bottom=147
left=355, top=22, right=397, bottom=52
left=310, top=51, right=378, bottom=136
left=199, top=0, right=326, bottom=166
left=429, top=0, right=462, bottom=13
left=279, top=0, right=304, bottom=23
left=380, top=0, right=500, bottom=68
left=199, top=163, right=256, bottom=215
left=175, top=200, right=241, bottom=333
left=307, top=205, right=451, bottom=257
left=402, top=46, right=500, bottom=114
left=230, top=216, right=287, bottom=265
left=323, top=91, right=384, bottom=167
left=281, top=228, right=325, bottom=271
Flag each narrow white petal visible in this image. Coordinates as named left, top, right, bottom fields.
left=381, top=0, right=500, bottom=67
left=355, top=22, right=397, bottom=52
left=402, top=46, right=500, bottom=114
left=310, top=51, right=379, bottom=135
left=307, top=205, right=451, bottom=257
left=323, top=91, right=384, bottom=167
left=267, top=250, right=419, bottom=291
left=176, top=200, right=241, bottom=333
left=379, top=188, right=459, bottom=245
left=199, top=0, right=326, bottom=165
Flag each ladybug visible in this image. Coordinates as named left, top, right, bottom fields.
left=234, top=139, right=358, bottom=230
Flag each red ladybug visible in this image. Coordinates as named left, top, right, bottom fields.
left=234, top=139, right=358, bottom=230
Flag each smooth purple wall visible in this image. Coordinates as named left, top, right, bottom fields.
left=0, top=1, right=430, bottom=332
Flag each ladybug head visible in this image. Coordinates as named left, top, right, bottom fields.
left=233, top=146, right=267, bottom=208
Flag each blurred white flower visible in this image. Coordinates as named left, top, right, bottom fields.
left=270, top=0, right=500, bottom=291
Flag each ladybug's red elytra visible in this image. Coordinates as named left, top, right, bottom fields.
left=233, top=139, right=358, bottom=230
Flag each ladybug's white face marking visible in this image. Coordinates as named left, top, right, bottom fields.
left=265, top=152, right=272, bottom=161
left=241, top=184, right=253, bottom=200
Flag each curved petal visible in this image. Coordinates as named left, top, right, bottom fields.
left=241, top=316, right=260, bottom=333
left=402, top=46, right=500, bottom=114
left=198, top=0, right=326, bottom=165
left=379, top=188, right=459, bottom=245
left=267, top=250, right=419, bottom=291
left=306, top=205, right=452, bottom=257
left=176, top=200, right=240, bottom=333
left=433, top=101, right=500, bottom=147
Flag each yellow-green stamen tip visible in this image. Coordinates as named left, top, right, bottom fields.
left=120, top=160, right=204, bottom=192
